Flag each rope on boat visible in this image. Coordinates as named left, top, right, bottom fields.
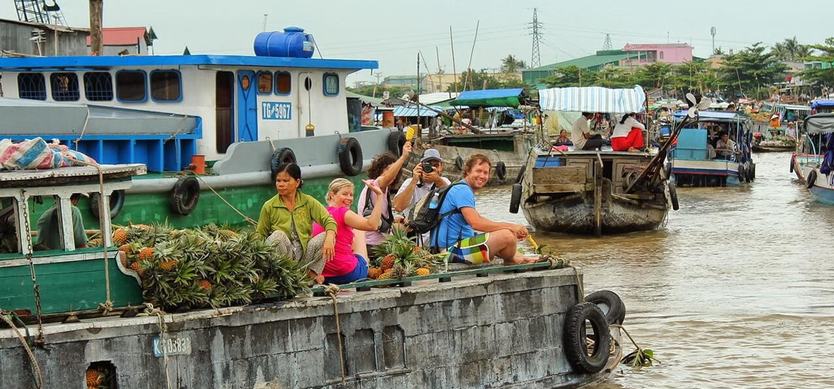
left=190, top=173, right=257, bottom=227
left=144, top=303, right=173, bottom=389
left=0, top=310, right=43, bottom=388
left=610, top=323, right=658, bottom=366
left=324, top=284, right=347, bottom=384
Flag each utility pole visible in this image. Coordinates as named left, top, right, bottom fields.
left=529, top=8, right=542, bottom=68
left=89, top=0, right=103, bottom=55
left=372, top=72, right=382, bottom=98
left=710, top=26, right=717, bottom=55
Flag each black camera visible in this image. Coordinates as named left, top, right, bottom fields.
left=422, top=162, right=434, bottom=173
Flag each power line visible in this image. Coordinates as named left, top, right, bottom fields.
left=529, top=8, right=543, bottom=68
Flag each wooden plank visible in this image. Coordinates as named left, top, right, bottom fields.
left=531, top=166, right=586, bottom=184
left=531, top=183, right=586, bottom=194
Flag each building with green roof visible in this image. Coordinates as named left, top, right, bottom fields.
left=522, top=50, right=639, bottom=87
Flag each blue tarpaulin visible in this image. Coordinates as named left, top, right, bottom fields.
left=453, top=88, right=525, bottom=108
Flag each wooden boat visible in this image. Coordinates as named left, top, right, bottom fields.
left=669, top=111, right=757, bottom=186
left=514, top=85, right=680, bottom=235
left=0, top=164, right=146, bottom=319
left=793, top=113, right=834, bottom=204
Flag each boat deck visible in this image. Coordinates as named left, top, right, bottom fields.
left=0, top=164, right=146, bottom=188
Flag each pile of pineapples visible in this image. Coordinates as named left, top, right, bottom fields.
left=368, top=228, right=445, bottom=281
left=103, top=224, right=308, bottom=310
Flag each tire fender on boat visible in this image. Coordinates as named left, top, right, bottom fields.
left=270, top=147, right=297, bottom=180
left=668, top=181, right=680, bottom=211
left=789, top=155, right=795, bottom=173
left=170, top=176, right=200, bottom=216
left=509, top=183, right=522, bottom=214
left=737, top=164, right=746, bottom=183
left=89, top=190, right=125, bottom=219
left=807, top=169, right=817, bottom=189
left=387, top=131, right=406, bottom=155
left=337, top=137, right=363, bottom=176
left=495, top=161, right=507, bottom=181
left=584, top=290, right=626, bottom=325
left=515, top=162, right=528, bottom=184
left=454, top=155, right=464, bottom=171
left=747, top=163, right=755, bottom=182
left=564, top=302, right=611, bottom=374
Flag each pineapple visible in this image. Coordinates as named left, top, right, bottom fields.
left=87, top=237, right=103, bottom=247
left=368, top=267, right=383, bottom=279
left=119, top=243, right=135, bottom=255
left=85, top=367, right=103, bottom=387
left=137, top=247, right=154, bottom=261
left=377, top=269, right=395, bottom=280
left=112, top=228, right=128, bottom=245
left=381, top=254, right=396, bottom=271
left=159, top=259, right=178, bottom=272
left=415, top=267, right=431, bottom=277
left=217, top=229, right=238, bottom=239
left=129, top=261, right=142, bottom=272
left=197, top=279, right=212, bottom=291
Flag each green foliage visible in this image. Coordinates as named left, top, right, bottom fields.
left=771, top=36, right=811, bottom=61
left=622, top=348, right=658, bottom=368
left=803, top=37, right=834, bottom=88
left=347, top=84, right=412, bottom=100
left=446, top=68, right=528, bottom=92
left=501, top=54, right=527, bottom=73
left=719, top=43, right=788, bottom=99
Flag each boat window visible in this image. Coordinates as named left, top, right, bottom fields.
left=257, top=71, right=272, bottom=94
left=17, top=73, right=46, bottom=100
left=150, top=70, right=181, bottom=102
left=50, top=73, right=79, bottom=101
left=116, top=70, right=147, bottom=102
left=323, top=73, right=339, bottom=96
left=83, top=72, right=113, bottom=101
left=275, top=71, right=291, bottom=95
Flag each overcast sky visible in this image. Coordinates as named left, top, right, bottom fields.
left=2, top=0, right=832, bottom=85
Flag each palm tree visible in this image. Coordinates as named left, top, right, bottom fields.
left=501, top=55, right=527, bottom=73
left=772, top=37, right=811, bottom=61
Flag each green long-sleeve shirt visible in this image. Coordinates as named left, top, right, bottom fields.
left=255, top=191, right=336, bottom=252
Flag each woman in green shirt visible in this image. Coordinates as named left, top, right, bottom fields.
left=256, top=163, right=337, bottom=283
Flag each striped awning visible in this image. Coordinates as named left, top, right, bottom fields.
left=393, top=105, right=440, bottom=117
left=538, top=85, right=646, bottom=113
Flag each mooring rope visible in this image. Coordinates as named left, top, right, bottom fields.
left=324, top=284, right=347, bottom=384
left=0, top=311, right=43, bottom=388
left=190, top=173, right=257, bottom=226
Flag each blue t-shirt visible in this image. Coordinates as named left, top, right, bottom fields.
left=430, top=181, right=475, bottom=249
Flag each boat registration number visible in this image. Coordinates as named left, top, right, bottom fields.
left=152, top=336, right=191, bottom=357
left=262, top=102, right=292, bottom=120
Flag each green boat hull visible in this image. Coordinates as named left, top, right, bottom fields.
left=0, top=250, right=142, bottom=315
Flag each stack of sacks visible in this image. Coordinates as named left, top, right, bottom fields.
left=0, top=137, right=97, bottom=170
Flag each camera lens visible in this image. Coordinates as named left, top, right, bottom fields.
left=422, top=163, right=433, bottom=173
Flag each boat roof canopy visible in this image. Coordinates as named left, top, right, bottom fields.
left=0, top=55, right=378, bottom=72
left=804, top=113, right=834, bottom=134
left=393, top=104, right=440, bottom=117
left=452, top=88, right=525, bottom=108
left=673, top=110, right=745, bottom=123
left=538, top=85, right=645, bottom=113
left=811, top=99, right=834, bottom=109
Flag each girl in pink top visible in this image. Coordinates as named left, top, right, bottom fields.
left=312, top=178, right=385, bottom=284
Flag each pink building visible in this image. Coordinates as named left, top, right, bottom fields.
left=620, top=43, right=693, bottom=66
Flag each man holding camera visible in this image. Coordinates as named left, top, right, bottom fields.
left=393, top=148, right=451, bottom=239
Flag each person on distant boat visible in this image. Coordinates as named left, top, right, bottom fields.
left=358, top=141, right=413, bottom=256
left=571, top=112, right=604, bottom=150
left=35, top=193, right=87, bottom=251
left=429, top=154, right=538, bottom=265
left=553, top=130, right=573, bottom=146
left=769, top=113, right=781, bottom=129
left=715, top=131, right=738, bottom=160
left=611, top=113, right=646, bottom=152
left=310, top=178, right=386, bottom=284
left=393, top=148, right=451, bottom=245
left=255, top=162, right=337, bottom=284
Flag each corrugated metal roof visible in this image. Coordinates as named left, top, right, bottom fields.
left=393, top=104, right=440, bottom=117
left=525, top=51, right=639, bottom=72
left=85, top=27, right=148, bottom=46
left=538, top=85, right=646, bottom=113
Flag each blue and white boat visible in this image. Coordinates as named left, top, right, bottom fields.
left=669, top=110, right=756, bottom=187
left=0, top=27, right=398, bottom=228
left=794, top=113, right=834, bottom=204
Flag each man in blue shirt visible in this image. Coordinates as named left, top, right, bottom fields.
left=430, top=154, right=537, bottom=265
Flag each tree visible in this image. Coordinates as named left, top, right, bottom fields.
left=803, top=37, right=834, bottom=88
left=634, top=63, right=672, bottom=90
left=501, top=55, right=527, bottom=73
left=541, top=66, right=597, bottom=87
left=719, top=43, right=788, bottom=98
left=595, top=65, right=635, bottom=88
left=771, top=37, right=811, bottom=61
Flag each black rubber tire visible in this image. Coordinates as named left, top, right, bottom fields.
left=337, top=137, right=363, bottom=176
left=270, top=147, right=297, bottom=180
left=564, top=302, right=611, bottom=374
left=387, top=131, right=406, bottom=155
left=170, top=176, right=200, bottom=216
left=89, top=190, right=125, bottom=219
left=585, top=290, right=626, bottom=325
left=668, top=181, right=679, bottom=211
left=789, top=155, right=795, bottom=173
left=495, top=161, right=507, bottom=181
left=455, top=155, right=464, bottom=171
left=663, top=161, right=672, bottom=179
left=807, top=169, right=817, bottom=189
left=515, top=162, right=528, bottom=184
left=509, top=183, right=522, bottom=214
left=737, top=164, right=746, bottom=183
left=747, top=163, right=755, bottom=182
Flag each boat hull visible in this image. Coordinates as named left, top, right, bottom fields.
left=671, top=159, right=752, bottom=187
left=522, top=193, right=667, bottom=234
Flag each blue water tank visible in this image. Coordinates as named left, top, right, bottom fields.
left=254, top=26, right=315, bottom=58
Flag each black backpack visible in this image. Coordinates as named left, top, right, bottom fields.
left=406, top=181, right=465, bottom=235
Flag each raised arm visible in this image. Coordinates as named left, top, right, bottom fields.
left=392, top=164, right=424, bottom=212
left=377, top=141, right=413, bottom=191
left=346, top=180, right=385, bottom=231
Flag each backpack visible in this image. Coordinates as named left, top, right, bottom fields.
left=361, top=186, right=393, bottom=233
left=406, top=181, right=465, bottom=235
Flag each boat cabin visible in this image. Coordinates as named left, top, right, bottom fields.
left=0, top=165, right=146, bottom=316
left=0, top=27, right=378, bottom=171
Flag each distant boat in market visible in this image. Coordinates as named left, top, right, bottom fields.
left=792, top=112, right=834, bottom=204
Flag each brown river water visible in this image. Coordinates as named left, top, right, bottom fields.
left=476, top=152, right=834, bottom=388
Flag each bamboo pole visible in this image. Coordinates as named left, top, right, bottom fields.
left=89, top=0, right=103, bottom=56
